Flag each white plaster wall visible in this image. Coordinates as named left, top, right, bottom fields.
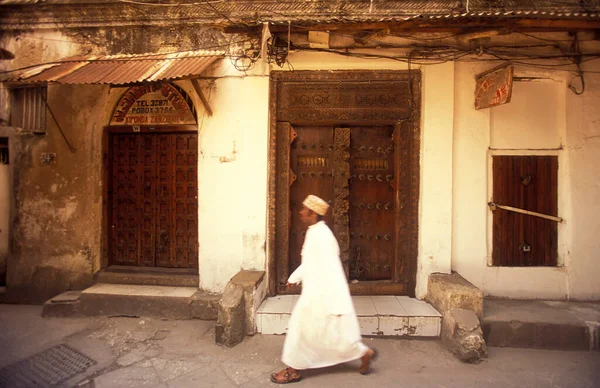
left=491, top=81, right=562, bottom=149
left=564, top=60, right=600, bottom=300
left=417, top=61, right=454, bottom=299
left=196, top=61, right=270, bottom=292
left=451, top=60, right=600, bottom=300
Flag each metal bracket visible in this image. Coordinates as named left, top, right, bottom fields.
left=42, top=93, right=76, bottom=153
left=191, top=79, right=213, bottom=117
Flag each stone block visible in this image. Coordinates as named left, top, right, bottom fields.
left=483, top=321, right=592, bottom=351
left=42, top=291, right=83, bottom=317
left=442, top=308, right=487, bottom=363
left=426, top=272, right=483, bottom=320
left=230, top=270, right=266, bottom=335
left=216, top=283, right=245, bottom=347
left=190, top=291, right=220, bottom=320
left=97, top=268, right=199, bottom=287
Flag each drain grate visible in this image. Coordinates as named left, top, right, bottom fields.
left=0, top=344, right=96, bottom=387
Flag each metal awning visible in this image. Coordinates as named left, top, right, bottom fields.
left=2, top=50, right=224, bottom=85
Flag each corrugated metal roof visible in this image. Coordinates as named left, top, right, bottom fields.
left=148, top=0, right=600, bottom=20
left=2, top=0, right=599, bottom=32
left=3, top=50, right=224, bottom=84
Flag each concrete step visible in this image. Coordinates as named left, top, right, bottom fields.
left=256, top=295, right=442, bottom=337
left=482, top=299, right=600, bottom=351
left=97, top=266, right=199, bottom=287
left=42, top=283, right=220, bottom=320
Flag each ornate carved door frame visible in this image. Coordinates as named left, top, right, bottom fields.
left=267, top=70, right=422, bottom=297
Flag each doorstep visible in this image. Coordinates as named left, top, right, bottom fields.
left=256, top=295, right=442, bottom=337
left=42, top=283, right=220, bottom=320
left=483, top=298, right=600, bottom=351
left=97, top=266, right=199, bottom=287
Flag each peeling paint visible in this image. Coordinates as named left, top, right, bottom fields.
left=218, top=141, right=238, bottom=163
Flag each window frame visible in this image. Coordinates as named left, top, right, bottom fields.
left=9, top=86, right=47, bottom=133
left=487, top=149, right=566, bottom=267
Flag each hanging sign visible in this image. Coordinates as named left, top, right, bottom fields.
left=474, top=64, right=514, bottom=110
left=110, top=83, right=197, bottom=126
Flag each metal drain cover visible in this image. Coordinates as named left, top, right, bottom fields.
left=0, top=344, right=96, bottom=387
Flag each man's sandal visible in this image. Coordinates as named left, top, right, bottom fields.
left=270, top=367, right=302, bottom=384
left=359, top=347, right=378, bottom=375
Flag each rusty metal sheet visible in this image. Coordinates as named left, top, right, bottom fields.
left=474, top=64, right=514, bottom=110
left=3, top=50, right=223, bottom=85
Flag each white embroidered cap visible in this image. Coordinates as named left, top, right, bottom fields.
left=302, top=194, right=329, bottom=216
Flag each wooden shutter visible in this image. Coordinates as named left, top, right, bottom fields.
left=492, top=155, right=558, bottom=266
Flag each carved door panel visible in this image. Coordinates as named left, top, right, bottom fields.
left=173, top=134, right=199, bottom=268
left=286, top=125, right=397, bottom=286
left=109, top=132, right=198, bottom=268
left=156, top=134, right=174, bottom=267
left=348, top=126, right=396, bottom=281
left=140, top=135, right=157, bottom=266
left=111, top=134, right=141, bottom=266
left=288, top=126, right=335, bottom=276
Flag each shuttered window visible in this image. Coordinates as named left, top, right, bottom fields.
left=492, top=155, right=558, bottom=266
left=10, top=87, right=47, bottom=133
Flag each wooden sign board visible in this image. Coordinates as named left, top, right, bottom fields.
left=110, top=83, right=196, bottom=126
left=474, top=65, right=514, bottom=110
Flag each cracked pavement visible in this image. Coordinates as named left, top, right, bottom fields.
left=1, top=304, right=599, bottom=388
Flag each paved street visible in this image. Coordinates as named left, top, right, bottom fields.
left=0, top=304, right=598, bottom=388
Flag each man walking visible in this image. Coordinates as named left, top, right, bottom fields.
left=270, top=194, right=377, bottom=384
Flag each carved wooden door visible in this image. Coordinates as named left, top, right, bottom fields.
left=348, top=126, right=396, bottom=281
left=110, top=132, right=198, bottom=268
left=111, top=134, right=141, bottom=266
left=286, top=124, right=399, bottom=288
left=271, top=70, right=421, bottom=296
left=289, top=126, right=335, bottom=275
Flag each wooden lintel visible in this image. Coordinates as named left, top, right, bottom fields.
left=357, top=29, right=390, bottom=44
left=225, top=18, right=600, bottom=34
left=191, top=79, right=213, bottom=117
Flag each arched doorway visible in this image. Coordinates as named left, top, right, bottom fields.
left=104, top=83, right=198, bottom=268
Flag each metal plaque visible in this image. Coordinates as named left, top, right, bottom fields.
left=474, top=65, right=514, bottom=110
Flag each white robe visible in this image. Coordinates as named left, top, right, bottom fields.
left=282, top=221, right=368, bottom=370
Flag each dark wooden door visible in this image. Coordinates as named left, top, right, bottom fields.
left=288, top=125, right=398, bottom=284
left=110, top=132, right=198, bottom=268
left=492, top=155, right=558, bottom=266
left=349, top=126, right=396, bottom=281
left=289, top=126, right=335, bottom=275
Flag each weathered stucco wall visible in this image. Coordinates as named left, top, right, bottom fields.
left=564, top=60, right=600, bottom=300
left=3, top=83, right=109, bottom=303
left=452, top=59, right=600, bottom=300
left=194, top=61, right=270, bottom=292
left=418, top=61, right=454, bottom=298
left=0, top=26, right=230, bottom=302
left=0, top=30, right=110, bottom=303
